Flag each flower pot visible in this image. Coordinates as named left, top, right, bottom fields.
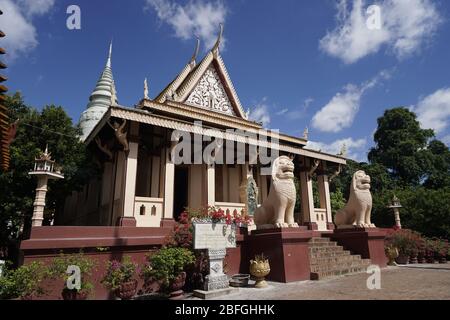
left=417, top=254, right=426, bottom=264
left=169, top=272, right=186, bottom=300
left=250, top=259, right=270, bottom=288
left=230, top=274, right=250, bottom=287
left=409, top=254, right=418, bottom=264
left=395, top=254, right=409, bottom=265
left=62, top=288, right=88, bottom=300
left=114, top=280, right=138, bottom=300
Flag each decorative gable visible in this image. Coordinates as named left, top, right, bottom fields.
left=185, top=65, right=236, bottom=116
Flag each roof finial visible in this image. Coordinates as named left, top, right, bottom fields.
left=212, top=24, right=223, bottom=54
left=144, top=78, right=149, bottom=100
left=189, top=37, right=200, bottom=67
left=106, top=40, right=113, bottom=68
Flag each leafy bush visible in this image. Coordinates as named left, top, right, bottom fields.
left=142, top=247, right=195, bottom=289
left=102, top=256, right=137, bottom=291
left=0, top=261, right=47, bottom=299
left=47, top=252, right=96, bottom=295
left=385, top=229, right=423, bottom=256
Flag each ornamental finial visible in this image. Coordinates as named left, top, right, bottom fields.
left=212, top=24, right=223, bottom=53
left=189, top=37, right=200, bottom=67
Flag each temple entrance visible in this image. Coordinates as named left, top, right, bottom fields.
left=173, top=166, right=189, bottom=221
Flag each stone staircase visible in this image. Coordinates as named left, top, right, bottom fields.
left=309, top=237, right=371, bottom=280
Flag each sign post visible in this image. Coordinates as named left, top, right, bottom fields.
left=193, top=221, right=237, bottom=298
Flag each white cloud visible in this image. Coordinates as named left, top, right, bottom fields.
left=311, top=70, right=391, bottom=133
left=276, top=98, right=314, bottom=120
left=0, top=0, right=54, bottom=61
left=442, top=135, right=450, bottom=146
left=320, top=0, right=442, bottom=64
left=17, top=0, right=55, bottom=17
left=249, top=98, right=271, bottom=127
left=307, top=137, right=368, bottom=162
left=415, top=88, right=450, bottom=135
left=145, top=0, right=227, bottom=49
left=276, top=108, right=289, bottom=116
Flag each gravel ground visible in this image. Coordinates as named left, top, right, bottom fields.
left=186, top=263, right=450, bottom=300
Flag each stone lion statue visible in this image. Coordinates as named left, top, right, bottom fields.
left=254, top=156, right=298, bottom=229
left=334, top=170, right=375, bottom=228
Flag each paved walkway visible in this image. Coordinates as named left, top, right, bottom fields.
left=187, top=264, right=450, bottom=300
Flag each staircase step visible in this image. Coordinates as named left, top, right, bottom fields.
left=309, top=246, right=344, bottom=253
left=308, top=236, right=373, bottom=281
left=311, top=266, right=369, bottom=280
left=310, top=254, right=363, bottom=265
left=310, top=261, right=370, bottom=273
left=309, top=250, right=352, bottom=260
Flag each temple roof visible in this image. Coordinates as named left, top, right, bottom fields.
left=153, top=26, right=247, bottom=119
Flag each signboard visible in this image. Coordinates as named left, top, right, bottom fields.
left=193, top=222, right=237, bottom=250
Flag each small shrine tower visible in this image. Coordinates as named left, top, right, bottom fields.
left=29, top=146, right=64, bottom=227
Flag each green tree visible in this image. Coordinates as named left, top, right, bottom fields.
left=0, top=93, right=98, bottom=248
left=368, top=108, right=435, bottom=186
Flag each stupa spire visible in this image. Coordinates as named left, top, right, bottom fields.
left=79, top=41, right=118, bottom=141
left=106, top=40, right=112, bottom=68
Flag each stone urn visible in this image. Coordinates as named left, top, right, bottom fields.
left=115, top=280, right=138, bottom=300
left=385, top=246, right=399, bottom=266
left=169, top=272, right=186, bottom=300
left=249, top=255, right=270, bottom=288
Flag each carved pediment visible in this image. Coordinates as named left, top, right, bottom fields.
left=185, top=66, right=236, bottom=116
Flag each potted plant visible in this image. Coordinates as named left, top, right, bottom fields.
left=435, top=239, right=449, bottom=264
left=425, top=238, right=437, bottom=263
left=47, top=252, right=96, bottom=300
left=386, top=229, right=423, bottom=265
left=0, top=261, right=47, bottom=300
left=102, top=256, right=138, bottom=300
left=142, top=247, right=195, bottom=299
left=384, top=245, right=399, bottom=266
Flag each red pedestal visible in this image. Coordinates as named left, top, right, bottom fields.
left=116, top=217, right=137, bottom=227
left=303, top=222, right=318, bottom=230
left=245, top=228, right=313, bottom=283
left=160, top=218, right=176, bottom=228
left=328, top=228, right=388, bottom=267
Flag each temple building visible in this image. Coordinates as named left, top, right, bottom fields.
left=62, top=29, right=346, bottom=232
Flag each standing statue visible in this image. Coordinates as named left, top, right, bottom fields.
left=108, top=119, right=129, bottom=152
left=334, top=170, right=375, bottom=228
left=254, top=156, right=298, bottom=229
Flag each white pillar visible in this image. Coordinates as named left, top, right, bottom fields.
left=163, top=147, right=175, bottom=220
left=31, top=176, right=49, bottom=227
left=318, top=175, right=332, bottom=224
left=122, top=141, right=139, bottom=218
left=299, top=171, right=315, bottom=226
left=207, top=164, right=215, bottom=207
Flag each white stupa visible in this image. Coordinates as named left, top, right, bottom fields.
left=79, top=42, right=118, bottom=141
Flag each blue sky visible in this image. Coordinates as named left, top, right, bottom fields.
left=1, top=0, right=450, bottom=161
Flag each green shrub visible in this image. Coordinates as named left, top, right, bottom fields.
left=0, top=261, right=47, bottom=299
left=47, top=252, right=96, bottom=296
left=142, top=247, right=195, bottom=289
left=102, top=256, right=137, bottom=291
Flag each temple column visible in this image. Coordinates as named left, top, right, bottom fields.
left=162, top=146, right=175, bottom=228
left=299, top=171, right=317, bottom=230
left=318, top=174, right=334, bottom=230
left=207, top=164, right=215, bottom=207
left=31, top=177, right=49, bottom=227
left=119, top=141, right=138, bottom=226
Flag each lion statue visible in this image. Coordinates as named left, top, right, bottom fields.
left=254, top=156, right=298, bottom=229
left=334, top=170, right=375, bottom=228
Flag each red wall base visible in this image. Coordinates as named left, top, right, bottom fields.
left=243, top=228, right=314, bottom=283
left=327, top=228, right=388, bottom=267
